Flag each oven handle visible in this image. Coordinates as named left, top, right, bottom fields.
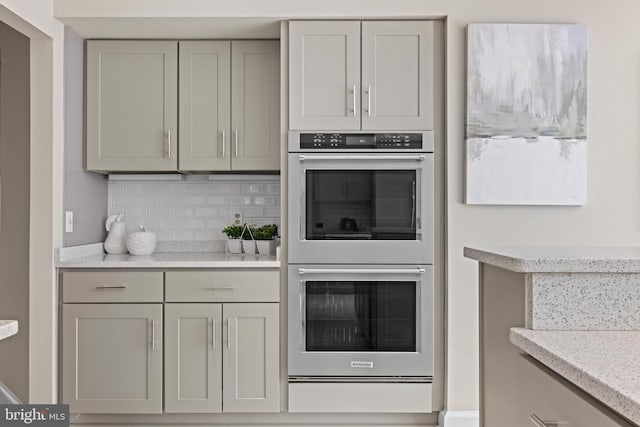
left=298, top=155, right=426, bottom=162
left=299, top=290, right=305, bottom=351
left=298, top=267, right=425, bottom=275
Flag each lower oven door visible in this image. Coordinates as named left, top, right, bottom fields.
left=288, top=264, right=433, bottom=378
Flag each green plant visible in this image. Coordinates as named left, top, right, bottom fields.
left=250, top=224, right=278, bottom=240
left=222, top=224, right=245, bottom=239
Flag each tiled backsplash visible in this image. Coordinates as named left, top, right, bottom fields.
left=108, top=175, right=280, bottom=242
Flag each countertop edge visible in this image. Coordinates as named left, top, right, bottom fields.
left=0, top=320, right=19, bottom=342
left=55, top=260, right=282, bottom=269
left=510, top=327, right=640, bottom=425
left=463, top=247, right=529, bottom=272
left=464, top=246, right=640, bottom=273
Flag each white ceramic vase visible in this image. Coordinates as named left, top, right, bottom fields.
left=126, top=227, right=157, bottom=256
left=104, top=214, right=128, bottom=254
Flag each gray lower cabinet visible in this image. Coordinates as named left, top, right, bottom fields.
left=164, top=303, right=223, bottom=413
left=86, top=41, right=178, bottom=172
left=164, top=302, right=279, bottom=413
left=62, top=304, right=163, bottom=414
left=289, top=20, right=435, bottom=131
left=517, top=355, right=633, bottom=427
left=223, top=303, right=279, bottom=413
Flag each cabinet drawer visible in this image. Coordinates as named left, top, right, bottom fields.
left=165, top=271, right=279, bottom=302
left=518, top=355, right=633, bottom=427
left=62, top=272, right=164, bottom=303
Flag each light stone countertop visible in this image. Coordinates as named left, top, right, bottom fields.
left=464, top=246, right=640, bottom=273
left=511, top=327, right=640, bottom=424
left=55, top=252, right=281, bottom=269
left=0, top=320, right=18, bottom=341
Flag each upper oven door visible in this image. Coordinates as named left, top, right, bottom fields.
left=288, top=152, right=434, bottom=264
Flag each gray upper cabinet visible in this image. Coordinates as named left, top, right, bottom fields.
left=289, top=21, right=361, bottom=130
left=86, top=41, right=178, bottom=171
left=231, top=41, right=281, bottom=170
left=179, top=41, right=231, bottom=171
left=179, top=40, right=279, bottom=171
left=361, top=21, right=434, bottom=130
left=289, top=20, right=434, bottom=131
left=62, top=304, right=163, bottom=414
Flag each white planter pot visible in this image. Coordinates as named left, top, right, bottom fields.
left=227, top=239, right=242, bottom=254
left=242, top=239, right=257, bottom=255
left=256, top=240, right=276, bottom=256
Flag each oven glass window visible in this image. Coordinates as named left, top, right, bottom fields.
left=305, top=281, right=417, bottom=352
left=305, top=170, right=417, bottom=240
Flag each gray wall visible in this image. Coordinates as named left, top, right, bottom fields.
left=63, top=27, right=107, bottom=247
left=0, top=20, right=30, bottom=402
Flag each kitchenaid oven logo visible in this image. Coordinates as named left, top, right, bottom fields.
left=1, top=405, right=68, bottom=426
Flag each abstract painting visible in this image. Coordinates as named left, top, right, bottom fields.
left=466, top=23, right=587, bottom=205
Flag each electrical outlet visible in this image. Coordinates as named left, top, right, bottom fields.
left=65, top=211, right=74, bottom=233
left=233, top=211, right=243, bottom=226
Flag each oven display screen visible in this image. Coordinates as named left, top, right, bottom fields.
left=346, top=135, right=372, bottom=146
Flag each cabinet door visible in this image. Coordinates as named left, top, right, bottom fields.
left=289, top=21, right=361, bottom=130
left=165, top=304, right=222, bottom=413
left=86, top=41, right=178, bottom=171
left=361, top=21, right=434, bottom=130
left=179, top=41, right=231, bottom=171
left=62, top=304, right=162, bottom=413
left=231, top=41, right=280, bottom=170
left=223, top=303, right=279, bottom=412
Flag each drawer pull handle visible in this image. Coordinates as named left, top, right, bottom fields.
left=530, top=414, right=558, bottom=427
left=204, top=285, right=237, bottom=290
left=95, top=285, right=126, bottom=289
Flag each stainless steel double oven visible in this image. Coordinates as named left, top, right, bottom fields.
left=288, top=131, right=434, bottom=382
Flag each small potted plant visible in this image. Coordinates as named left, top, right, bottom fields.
left=222, top=224, right=244, bottom=254
left=251, top=224, right=278, bottom=256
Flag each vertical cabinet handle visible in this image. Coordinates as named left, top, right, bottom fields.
left=529, top=414, right=558, bottom=427
left=234, top=129, right=239, bottom=158
left=352, top=84, right=357, bottom=116
left=227, top=318, right=232, bottom=349
left=211, top=318, right=216, bottom=350
left=167, top=129, right=172, bottom=159
left=367, top=84, right=371, bottom=117
left=221, top=129, right=226, bottom=158
left=151, top=320, right=156, bottom=351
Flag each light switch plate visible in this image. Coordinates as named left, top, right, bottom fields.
left=65, top=211, right=74, bottom=233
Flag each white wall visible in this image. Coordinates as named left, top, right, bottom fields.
left=51, top=0, right=640, bottom=413
left=63, top=27, right=108, bottom=247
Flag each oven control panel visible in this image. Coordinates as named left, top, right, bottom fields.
left=300, top=133, right=423, bottom=149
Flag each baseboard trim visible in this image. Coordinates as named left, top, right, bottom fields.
left=438, top=410, right=480, bottom=427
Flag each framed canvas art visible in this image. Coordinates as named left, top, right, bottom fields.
left=465, top=23, right=587, bottom=205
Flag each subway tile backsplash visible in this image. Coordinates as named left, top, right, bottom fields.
left=108, top=175, right=280, bottom=243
